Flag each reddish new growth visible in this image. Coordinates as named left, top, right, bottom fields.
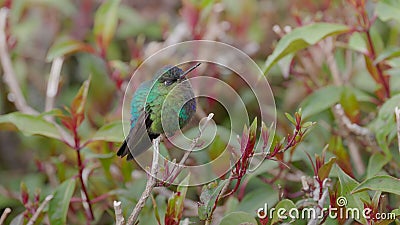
left=20, top=183, right=41, bottom=221
left=259, top=110, right=313, bottom=186
left=266, top=111, right=305, bottom=160
left=224, top=118, right=257, bottom=197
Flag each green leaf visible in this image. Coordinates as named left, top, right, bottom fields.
left=277, top=54, right=294, bottom=78
left=391, top=208, right=400, bottom=217
left=46, top=37, right=94, bottom=61
left=366, top=153, right=391, bottom=178
left=48, top=179, right=76, bottom=225
left=387, top=58, right=400, bottom=68
left=263, top=23, right=350, bottom=73
left=376, top=0, right=400, bottom=24
left=237, top=185, right=279, bottom=214
left=352, top=175, right=400, bottom=196
left=94, top=0, right=121, bottom=49
left=219, top=211, right=258, bottom=225
left=340, top=87, right=360, bottom=122
left=9, top=213, right=23, bottom=225
left=318, top=157, right=336, bottom=181
left=348, top=32, right=368, bottom=54
left=285, top=112, right=296, bottom=125
left=117, top=7, right=161, bottom=39
left=71, top=78, right=91, bottom=116
left=198, top=180, right=227, bottom=220
left=373, top=94, right=400, bottom=153
left=336, top=165, right=370, bottom=224
left=165, top=175, right=190, bottom=223
left=271, top=199, right=296, bottom=225
left=378, top=94, right=400, bottom=121
left=89, top=121, right=127, bottom=142
left=208, top=135, right=227, bottom=161
left=0, top=112, right=62, bottom=140
left=28, top=0, right=77, bottom=16
left=300, top=85, right=343, bottom=118
left=375, top=47, right=400, bottom=64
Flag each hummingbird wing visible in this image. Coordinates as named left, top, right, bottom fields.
left=117, top=108, right=160, bottom=160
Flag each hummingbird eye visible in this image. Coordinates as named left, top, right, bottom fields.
left=164, top=80, right=174, bottom=86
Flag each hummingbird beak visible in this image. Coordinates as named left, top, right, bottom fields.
left=179, top=62, right=201, bottom=79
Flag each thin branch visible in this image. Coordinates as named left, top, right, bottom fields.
left=114, top=201, right=125, bottom=225
left=0, top=8, right=37, bottom=114
left=45, top=57, right=64, bottom=112
left=333, top=104, right=366, bottom=175
left=333, top=104, right=372, bottom=137
left=365, top=30, right=390, bottom=99
left=126, top=137, right=161, bottom=225
left=76, top=149, right=94, bottom=222
left=307, top=178, right=330, bottom=225
left=322, top=38, right=342, bottom=86
left=26, top=195, right=53, bottom=225
left=0, top=208, right=11, bottom=225
left=395, top=107, right=400, bottom=156
left=166, top=113, right=214, bottom=184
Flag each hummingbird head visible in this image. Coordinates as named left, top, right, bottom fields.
left=155, top=63, right=201, bottom=87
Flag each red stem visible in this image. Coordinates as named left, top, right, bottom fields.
left=365, top=30, right=390, bottom=99
left=70, top=193, right=111, bottom=204
left=355, top=1, right=390, bottom=99
left=237, top=179, right=249, bottom=201
left=73, top=126, right=94, bottom=223
left=76, top=149, right=95, bottom=222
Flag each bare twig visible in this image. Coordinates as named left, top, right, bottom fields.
left=0, top=8, right=37, bottom=114
left=166, top=113, right=214, bottom=184
left=45, top=57, right=64, bottom=112
left=76, top=149, right=94, bottom=222
left=395, top=107, right=400, bottom=156
left=114, top=201, right=125, bottom=225
left=333, top=104, right=372, bottom=137
left=347, top=137, right=365, bottom=175
left=307, top=178, right=330, bottom=225
left=126, top=137, right=161, bottom=225
left=333, top=104, right=367, bottom=175
left=322, top=38, right=342, bottom=86
left=26, top=195, right=53, bottom=225
left=0, top=208, right=11, bottom=225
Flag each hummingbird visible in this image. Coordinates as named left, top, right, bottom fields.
left=117, top=63, right=201, bottom=160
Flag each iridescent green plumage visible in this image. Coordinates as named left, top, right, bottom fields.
left=117, top=64, right=198, bottom=160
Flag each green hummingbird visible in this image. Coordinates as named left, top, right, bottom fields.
left=117, top=63, right=201, bottom=160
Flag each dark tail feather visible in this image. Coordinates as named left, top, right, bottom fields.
left=117, top=123, right=159, bottom=160
left=117, top=110, right=160, bottom=160
left=117, top=140, right=136, bottom=161
left=117, top=132, right=159, bottom=160
left=117, top=140, right=129, bottom=158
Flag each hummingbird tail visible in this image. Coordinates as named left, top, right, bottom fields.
left=117, top=132, right=159, bottom=160
left=117, top=111, right=159, bottom=160
left=117, top=140, right=131, bottom=160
